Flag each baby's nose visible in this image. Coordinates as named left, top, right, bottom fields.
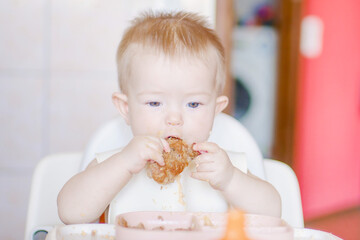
left=166, top=111, right=183, bottom=126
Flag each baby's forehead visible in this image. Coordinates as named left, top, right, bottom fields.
left=119, top=44, right=222, bottom=94
left=124, top=54, right=215, bottom=91
left=128, top=44, right=217, bottom=67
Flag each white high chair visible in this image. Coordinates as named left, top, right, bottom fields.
left=24, top=113, right=303, bottom=240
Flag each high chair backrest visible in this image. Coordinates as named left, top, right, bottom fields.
left=264, top=158, right=304, bottom=228
left=24, top=153, right=83, bottom=240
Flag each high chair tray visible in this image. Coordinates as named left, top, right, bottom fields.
left=115, top=211, right=293, bottom=240
left=50, top=212, right=342, bottom=240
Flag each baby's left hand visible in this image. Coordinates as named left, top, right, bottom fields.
left=191, top=142, right=235, bottom=191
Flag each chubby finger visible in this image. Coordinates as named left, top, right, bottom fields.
left=145, top=136, right=170, bottom=153
left=160, top=138, right=170, bottom=152
left=147, top=152, right=165, bottom=166
left=194, top=153, right=214, bottom=164
left=153, top=157, right=165, bottom=166
left=193, top=142, right=220, bottom=153
left=191, top=171, right=213, bottom=182
left=145, top=140, right=163, bottom=154
left=143, top=140, right=165, bottom=166
left=195, top=162, right=216, bottom=172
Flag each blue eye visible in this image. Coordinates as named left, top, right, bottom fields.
left=187, top=102, right=200, bottom=108
left=147, top=101, right=161, bottom=107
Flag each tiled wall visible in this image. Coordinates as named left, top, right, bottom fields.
left=0, top=1, right=215, bottom=239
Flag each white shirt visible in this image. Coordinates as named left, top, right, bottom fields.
left=96, top=148, right=247, bottom=223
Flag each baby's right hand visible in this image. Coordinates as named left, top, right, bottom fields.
left=120, top=136, right=170, bottom=175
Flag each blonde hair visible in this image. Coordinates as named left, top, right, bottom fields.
left=116, top=11, right=225, bottom=94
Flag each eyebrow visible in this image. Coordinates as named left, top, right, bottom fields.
left=136, top=91, right=164, bottom=97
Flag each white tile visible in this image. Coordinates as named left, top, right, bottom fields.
left=50, top=0, right=128, bottom=72
left=0, top=73, right=43, bottom=169
left=48, top=71, right=119, bottom=153
left=0, top=0, right=45, bottom=70
left=49, top=0, right=205, bottom=72
left=0, top=171, right=32, bottom=240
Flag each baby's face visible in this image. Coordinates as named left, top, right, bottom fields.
left=120, top=51, right=226, bottom=145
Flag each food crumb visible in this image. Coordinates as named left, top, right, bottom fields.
left=118, top=217, right=128, bottom=227
left=176, top=175, right=186, bottom=206
left=136, top=223, right=145, bottom=229
left=152, top=226, right=165, bottom=231
left=103, top=235, right=115, bottom=240
left=203, top=215, right=214, bottom=226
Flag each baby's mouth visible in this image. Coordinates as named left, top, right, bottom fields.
left=166, top=135, right=196, bottom=147
left=166, top=135, right=181, bottom=139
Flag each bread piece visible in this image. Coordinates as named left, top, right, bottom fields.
left=147, top=137, right=200, bottom=184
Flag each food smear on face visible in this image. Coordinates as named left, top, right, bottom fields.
left=147, top=137, right=200, bottom=184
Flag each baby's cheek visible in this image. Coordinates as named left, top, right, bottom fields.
left=188, top=126, right=212, bottom=143
left=131, top=122, right=152, bottom=136
left=143, top=124, right=158, bottom=136
left=133, top=113, right=157, bottom=133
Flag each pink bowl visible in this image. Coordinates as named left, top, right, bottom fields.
left=115, top=211, right=294, bottom=240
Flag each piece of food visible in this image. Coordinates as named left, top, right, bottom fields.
left=221, top=209, right=250, bottom=240
left=147, top=137, right=200, bottom=184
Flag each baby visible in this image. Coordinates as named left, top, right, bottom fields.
left=57, top=11, right=281, bottom=224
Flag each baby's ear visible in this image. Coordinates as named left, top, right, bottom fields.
left=112, top=92, right=130, bottom=124
left=215, top=95, right=229, bottom=114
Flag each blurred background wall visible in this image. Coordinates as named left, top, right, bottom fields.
left=294, top=0, right=360, bottom=220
